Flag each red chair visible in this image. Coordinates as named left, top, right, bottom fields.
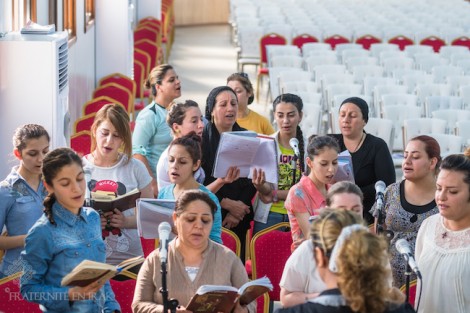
left=134, top=25, right=160, bottom=44
left=99, top=72, right=142, bottom=113
left=388, top=35, right=414, bottom=51
left=140, top=237, right=158, bottom=257
left=134, top=48, right=152, bottom=100
left=221, top=227, right=241, bottom=257
left=92, top=83, right=134, bottom=118
left=356, top=34, right=382, bottom=50
left=324, top=34, right=351, bottom=50
left=256, top=33, right=287, bottom=100
left=257, top=292, right=270, bottom=313
left=399, top=279, right=417, bottom=308
left=292, top=34, right=319, bottom=50
left=451, top=36, right=470, bottom=49
left=74, top=113, right=96, bottom=133
left=250, top=222, right=292, bottom=304
left=83, top=96, right=120, bottom=116
left=0, top=272, right=42, bottom=312
left=110, top=278, right=137, bottom=313
left=135, top=39, right=161, bottom=70
left=419, top=36, right=446, bottom=53
left=70, top=130, right=92, bottom=157
left=134, top=60, right=147, bottom=110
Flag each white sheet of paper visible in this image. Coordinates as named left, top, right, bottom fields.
left=136, top=198, right=175, bottom=239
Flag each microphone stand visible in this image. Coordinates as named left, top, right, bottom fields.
left=404, top=261, right=412, bottom=304
left=375, top=201, right=385, bottom=235
left=160, top=261, right=179, bottom=313
left=291, top=154, right=298, bottom=187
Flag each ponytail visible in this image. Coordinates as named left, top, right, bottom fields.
left=43, top=193, right=57, bottom=225
left=296, top=125, right=305, bottom=176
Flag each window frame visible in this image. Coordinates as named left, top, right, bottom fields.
left=63, top=0, right=77, bottom=45
left=84, top=0, right=95, bottom=33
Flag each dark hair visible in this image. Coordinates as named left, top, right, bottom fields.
left=205, top=86, right=238, bottom=120
left=167, top=100, right=200, bottom=128
left=12, top=124, right=50, bottom=152
left=440, top=153, right=470, bottom=197
left=307, top=135, right=340, bottom=159
left=409, top=135, right=441, bottom=172
left=226, top=73, right=255, bottom=105
left=169, top=132, right=202, bottom=171
left=339, top=97, right=369, bottom=123
left=273, top=93, right=306, bottom=173
left=91, top=103, right=132, bottom=162
left=42, top=148, right=83, bottom=225
left=144, top=64, right=174, bottom=97
left=175, top=189, right=217, bottom=218
left=326, top=181, right=364, bottom=206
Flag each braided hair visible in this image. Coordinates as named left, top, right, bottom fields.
left=42, top=148, right=83, bottom=225
left=273, top=93, right=306, bottom=174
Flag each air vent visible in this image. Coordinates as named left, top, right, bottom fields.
left=57, top=40, right=68, bottom=93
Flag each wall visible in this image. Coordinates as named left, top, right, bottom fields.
left=174, top=0, right=229, bottom=26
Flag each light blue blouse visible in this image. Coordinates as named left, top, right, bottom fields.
left=0, top=167, right=47, bottom=278
left=158, top=184, right=222, bottom=244
left=132, top=102, right=172, bottom=178
left=20, top=202, right=120, bottom=313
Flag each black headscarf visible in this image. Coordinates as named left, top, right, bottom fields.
left=339, top=97, right=369, bottom=123
left=204, top=86, right=237, bottom=121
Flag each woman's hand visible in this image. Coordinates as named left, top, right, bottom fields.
left=222, top=213, right=240, bottom=229
left=221, top=198, right=250, bottom=220
left=232, top=302, right=249, bottom=313
left=176, top=305, right=192, bottom=313
left=221, top=166, right=240, bottom=184
left=101, top=210, right=126, bottom=229
left=251, top=168, right=266, bottom=190
left=68, top=280, right=105, bottom=301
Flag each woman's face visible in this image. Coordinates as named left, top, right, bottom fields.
left=402, top=140, right=436, bottom=181
left=436, top=169, right=470, bottom=225
left=338, top=103, right=366, bottom=138
left=211, top=91, right=238, bottom=131
left=274, top=102, right=302, bottom=138
left=307, top=148, right=339, bottom=185
left=227, top=80, right=251, bottom=108
left=168, top=144, right=200, bottom=185
left=173, top=107, right=204, bottom=138
left=329, top=192, right=363, bottom=215
left=16, top=135, right=50, bottom=176
left=174, top=199, right=213, bottom=249
left=157, top=69, right=181, bottom=100
left=45, top=163, right=86, bottom=213
left=94, top=119, right=123, bottom=159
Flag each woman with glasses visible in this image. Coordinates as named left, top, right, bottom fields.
left=227, top=72, right=274, bottom=135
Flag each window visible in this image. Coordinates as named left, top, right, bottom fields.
left=25, top=0, right=37, bottom=23
left=84, top=0, right=95, bottom=33
left=63, top=0, right=76, bottom=43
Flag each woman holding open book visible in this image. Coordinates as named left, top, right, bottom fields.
left=201, top=86, right=271, bottom=261
left=133, top=189, right=255, bottom=313
left=83, top=103, right=153, bottom=266
left=20, top=148, right=120, bottom=312
left=158, top=132, right=222, bottom=243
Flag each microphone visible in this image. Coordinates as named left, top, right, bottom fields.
left=84, top=168, right=92, bottom=207
left=158, top=222, right=172, bottom=263
left=375, top=180, right=386, bottom=210
left=289, top=138, right=300, bottom=157
left=395, top=239, right=422, bottom=279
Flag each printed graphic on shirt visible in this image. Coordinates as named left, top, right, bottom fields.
left=278, top=147, right=301, bottom=192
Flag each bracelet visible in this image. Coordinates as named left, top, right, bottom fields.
left=272, top=189, right=278, bottom=203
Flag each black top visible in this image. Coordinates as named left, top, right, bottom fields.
left=275, top=289, right=416, bottom=313
left=330, top=133, right=396, bottom=224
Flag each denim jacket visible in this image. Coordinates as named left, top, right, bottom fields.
left=20, top=202, right=120, bottom=313
left=0, top=167, right=47, bottom=278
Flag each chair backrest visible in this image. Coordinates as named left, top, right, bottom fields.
left=74, top=113, right=96, bottom=134
left=302, top=42, right=332, bottom=56
left=134, top=59, right=146, bottom=100
left=431, top=109, right=470, bottom=134
left=281, top=81, right=318, bottom=94
left=355, top=34, right=382, bottom=50
left=0, top=272, right=42, bottom=312
left=383, top=105, right=422, bottom=150
left=221, top=227, right=241, bottom=257
left=401, top=72, right=434, bottom=93
left=140, top=237, right=157, bottom=257
left=83, top=95, right=120, bottom=116
left=351, top=65, right=384, bottom=83
left=404, top=45, right=434, bottom=58
left=460, top=85, right=470, bottom=109
left=134, top=48, right=152, bottom=78
left=99, top=73, right=137, bottom=100
left=70, top=130, right=92, bottom=157
left=270, top=55, right=303, bottom=68
left=432, top=65, right=464, bottom=84
left=418, top=35, right=446, bottom=53
left=387, top=35, right=414, bottom=51
left=342, top=49, right=370, bottom=63
left=450, top=36, right=470, bottom=49
left=312, top=64, right=346, bottom=82
left=364, top=118, right=394, bottom=153
left=370, top=43, right=400, bottom=58
left=299, top=103, right=322, bottom=139
left=415, top=84, right=452, bottom=107
left=446, top=75, right=470, bottom=95
left=110, top=278, right=137, bottom=313
left=134, top=25, right=160, bottom=44
left=382, top=57, right=414, bottom=77
left=374, top=85, right=408, bottom=112
left=292, top=33, right=319, bottom=49
left=345, top=56, right=377, bottom=72
left=134, top=39, right=160, bottom=69
left=260, top=33, right=287, bottom=64
left=440, top=45, right=469, bottom=59
left=323, top=34, right=351, bottom=50
left=92, top=83, right=134, bottom=117
left=250, top=222, right=292, bottom=301
left=403, top=118, right=447, bottom=147
left=429, top=133, right=465, bottom=156
left=425, top=95, right=463, bottom=118
left=304, top=55, right=338, bottom=70
left=325, top=83, right=363, bottom=109
left=455, top=120, right=470, bottom=146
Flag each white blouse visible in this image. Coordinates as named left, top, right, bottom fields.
left=415, top=214, right=470, bottom=313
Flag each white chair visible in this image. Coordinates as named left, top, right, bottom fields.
left=404, top=45, right=434, bottom=58
left=455, top=120, right=470, bottom=146
left=446, top=75, right=470, bottom=96
left=332, top=94, right=372, bottom=111
left=281, top=81, right=318, bottom=94
left=425, top=95, right=463, bottom=117
left=300, top=103, right=323, bottom=138
left=351, top=65, right=384, bottom=83
left=329, top=109, right=340, bottom=133
left=295, top=92, right=322, bottom=106
left=403, top=118, right=447, bottom=148
left=392, top=69, right=425, bottom=84
left=270, top=55, right=304, bottom=68
left=364, top=118, right=394, bottom=153
left=304, top=55, right=338, bottom=71
left=335, top=43, right=363, bottom=58
left=311, top=64, right=347, bottom=82
left=431, top=109, right=470, bottom=134
left=415, top=54, right=449, bottom=73
left=379, top=51, right=407, bottom=64
left=342, top=49, right=370, bottom=64
left=460, top=85, right=470, bottom=109
left=439, top=46, right=470, bottom=60
left=374, top=85, right=409, bottom=115
left=429, top=133, right=465, bottom=156
left=345, top=56, right=378, bottom=72
left=370, top=43, right=400, bottom=58
left=324, top=83, right=363, bottom=111
left=457, top=59, right=470, bottom=75
left=363, top=77, right=396, bottom=117
left=450, top=52, right=470, bottom=66
left=321, top=73, right=354, bottom=88
left=415, top=83, right=452, bottom=107
left=401, top=72, right=434, bottom=93
left=383, top=105, right=422, bottom=151
left=268, top=66, right=298, bottom=100
left=302, top=42, right=332, bottom=56
left=237, top=26, right=263, bottom=71
left=381, top=94, right=418, bottom=114
left=303, top=50, right=337, bottom=58
left=382, top=57, right=414, bottom=77
left=431, top=65, right=464, bottom=83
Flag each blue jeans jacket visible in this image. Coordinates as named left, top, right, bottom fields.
left=20, top=202, right=120, bottom=313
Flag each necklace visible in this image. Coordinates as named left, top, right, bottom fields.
left=350, top=132, right=365, bottom=153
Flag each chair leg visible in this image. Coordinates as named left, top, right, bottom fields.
left=256, top=74, right=261, bottom=101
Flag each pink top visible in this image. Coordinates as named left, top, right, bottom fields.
left=285, top=175, right=327, bottom=246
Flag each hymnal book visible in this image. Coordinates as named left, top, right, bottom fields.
left=333, top=150, right=355, bottom=183
left=90, top=188, right=141, bottom=213
left=136, top=198, right=176, bottom=239
left=20, top=20, right=55, bottom=34
left=212, top=132, right=278, bottom=184
left=186, top=276, right=273, bottom=313
left=61, top=255, right=144, bottom=287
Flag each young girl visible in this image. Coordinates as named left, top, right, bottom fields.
left=156, top=100, right=205, bottom=190
left=253, top=93, right=306, bottom=234
left=83, top=103, right=153, bottom=265
left=158, top=133, right=222, bottom=243
left=285, top=135, right=340, bottom=245
left=20, top=148, right=120, bottom=312
left=0, top=124, right=49, bottom=278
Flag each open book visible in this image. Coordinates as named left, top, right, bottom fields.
left=136, top=198, right=176, bottom=239
left=61, top=255, right=144, bottom=287
left=213, top=132, right=278, bottom=184
left=90, top=188, right=141, bottom=213
left=186, top=276, right=273, bottom=313
left=333, top=150, right=355, bottom=183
